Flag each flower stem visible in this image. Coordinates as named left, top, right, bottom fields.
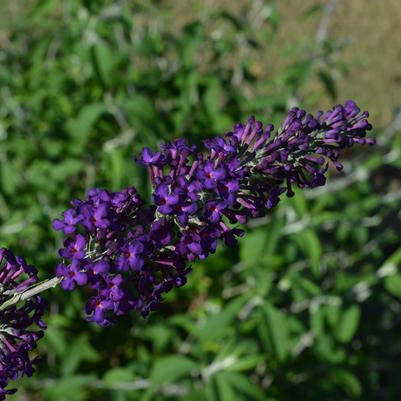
left=0, top=276, right=62, bottom=311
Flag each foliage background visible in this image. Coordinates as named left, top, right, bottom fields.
left=0, top=0, right=401, bottom=400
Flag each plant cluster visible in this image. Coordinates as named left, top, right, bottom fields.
left=0, top=100, right=374, bottom=397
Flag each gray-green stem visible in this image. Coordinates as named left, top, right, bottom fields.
left=0, top=276, right=62, bottom=311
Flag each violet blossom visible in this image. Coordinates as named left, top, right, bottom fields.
left=53, top=100, right=374, bottom=325
left=0, top=249, right=46, bottom=400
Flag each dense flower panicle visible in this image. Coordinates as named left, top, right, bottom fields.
left=54, top=100, right=374, bottom=325
left=53, top=187, right=191, bottom=325
left=0, top=249, right=46, bottom=400
left=139, top=99, right=374, bottom=248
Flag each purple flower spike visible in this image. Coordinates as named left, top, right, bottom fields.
left=53, top=100, right=374, bottom=325
left=0, top=249, right=46, bottom=399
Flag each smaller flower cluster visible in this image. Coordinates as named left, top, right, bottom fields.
left=53, top=188, right=191, bottom=325
left=138, top=100, right=374, bottom=258
left=0, top=249, right=46, bottom=400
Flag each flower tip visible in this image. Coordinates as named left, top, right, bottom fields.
left=52, top=219, right=63, bottom=231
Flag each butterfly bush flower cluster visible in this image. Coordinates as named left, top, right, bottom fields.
left=53, top=100, right=374, bottom=325
left=52, top=187, right=191, bottom=325
left=0, top=249, right=46, bottom=400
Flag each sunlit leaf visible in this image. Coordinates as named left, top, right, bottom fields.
left=335, top=305, right=361, bottom=343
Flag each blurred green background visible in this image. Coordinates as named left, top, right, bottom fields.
left=1, top=1, right=401, bottom=400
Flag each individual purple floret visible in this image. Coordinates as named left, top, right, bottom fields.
left=53, top=100, right=374, bottom=325
left=0, top=249, right=47, bottom=400
left=52, top=209, right=81, bottom=234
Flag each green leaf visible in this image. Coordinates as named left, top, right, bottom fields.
left=150, top=355, right=196, bottom=387
left=318, top=70, right=337, bottom=100
left=43, top=375, right=94, bottom=401
left=302, top=4, right=323, bottom=18
left=61, top=334, right=100, bottom=376
left=331, top=369, right=362, bottom=397
left=262, top=216, right=285, bottom=256
left=103, top=368, right=134, bottom=389
left=123, top=96, right=160, bottom=141
left=240, top=230, right=267, bottom=266
left=310, top=306, right=325, bottom=337
left=180, top=390, right=206, bottom=401
left=259, top=303, right=290, bottom=362
left=203, top=78, right=230, bottom=131
left=295, top=229, right=322, bottom=276
left=379, top=247, right=401, bottom=276
left=196, top=297, right=245, bottom=342
left=325, top=304, right=341, bottom=329
left=204, top=79, right=221, bottom=117
left=281, top=60, right=313, bottom=89
left=295, top=277, right=321, bottom=296
left=67, top=103, right=107, bottom=147
left=1, top=160, right=18, bottom=195
left=335, top=305, right=361, bottom=343
left=289, top=188, right=307, bottom=217
left=223, top=372, right=266, bottom=401
left=205, top=377, right=219, bottom=401
left=108, top=149, right=125, bottom=191
left=141, top=324, right=172, bottom=352
left=43, top=325, right=67, bottom=357
left=226, top=355, right=265, bottom=372
left=51, top=159, right=85, bottom=182
left=180, top=22, right=203, bottom=67
left=28, top=0, right=58, bottom=20
left=216, top=372, right=239, bottom=401
left=91, top=43, right=116, bottom=86
left=384, top=275, right=401, bottom=299
left=315, top=336, right=346, bottom=364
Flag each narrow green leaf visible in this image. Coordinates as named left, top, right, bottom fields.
left=103, top=368, right=134, bottom=388
left=61, top=334, right=100, bottom=376
left=43, top=375, right=94, bottom=401
left=263, top=216, right=285, bottom=256
left=1, top=160, right=18, bottom=195
left=295, top=229, right=322, bottom=276
left=318, top=70, right=337, bottom=100
left=310, top=306, right=325, bottom=338
left=28, top=0, right=57, bottom=20
left=289, top=188, right=307, bottom=218
left=43, top=326, right=67, bottom=357
left=331, top=369, right=362, bottom=397
left=335, top=305, right=361, bottom=343
left=91, top=43, right=116, bottom=86
left=196, top=297, right=245, bottom=342
left=224, top=371, right=266, bottom=401
left=150, top=355, right=196, bottom=387
left=259, top=303, right=290, bottom=362
left=226, top=355, right=265, bottom=372
left=240, top=230, right=267, bottom=266
left=67, top=103, right=107, bottom=150
left=379, top=247, right=401, bottom=276
left=216, top=372, right=239, bottom=401
left=384, top=275, right=401, bottom=299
